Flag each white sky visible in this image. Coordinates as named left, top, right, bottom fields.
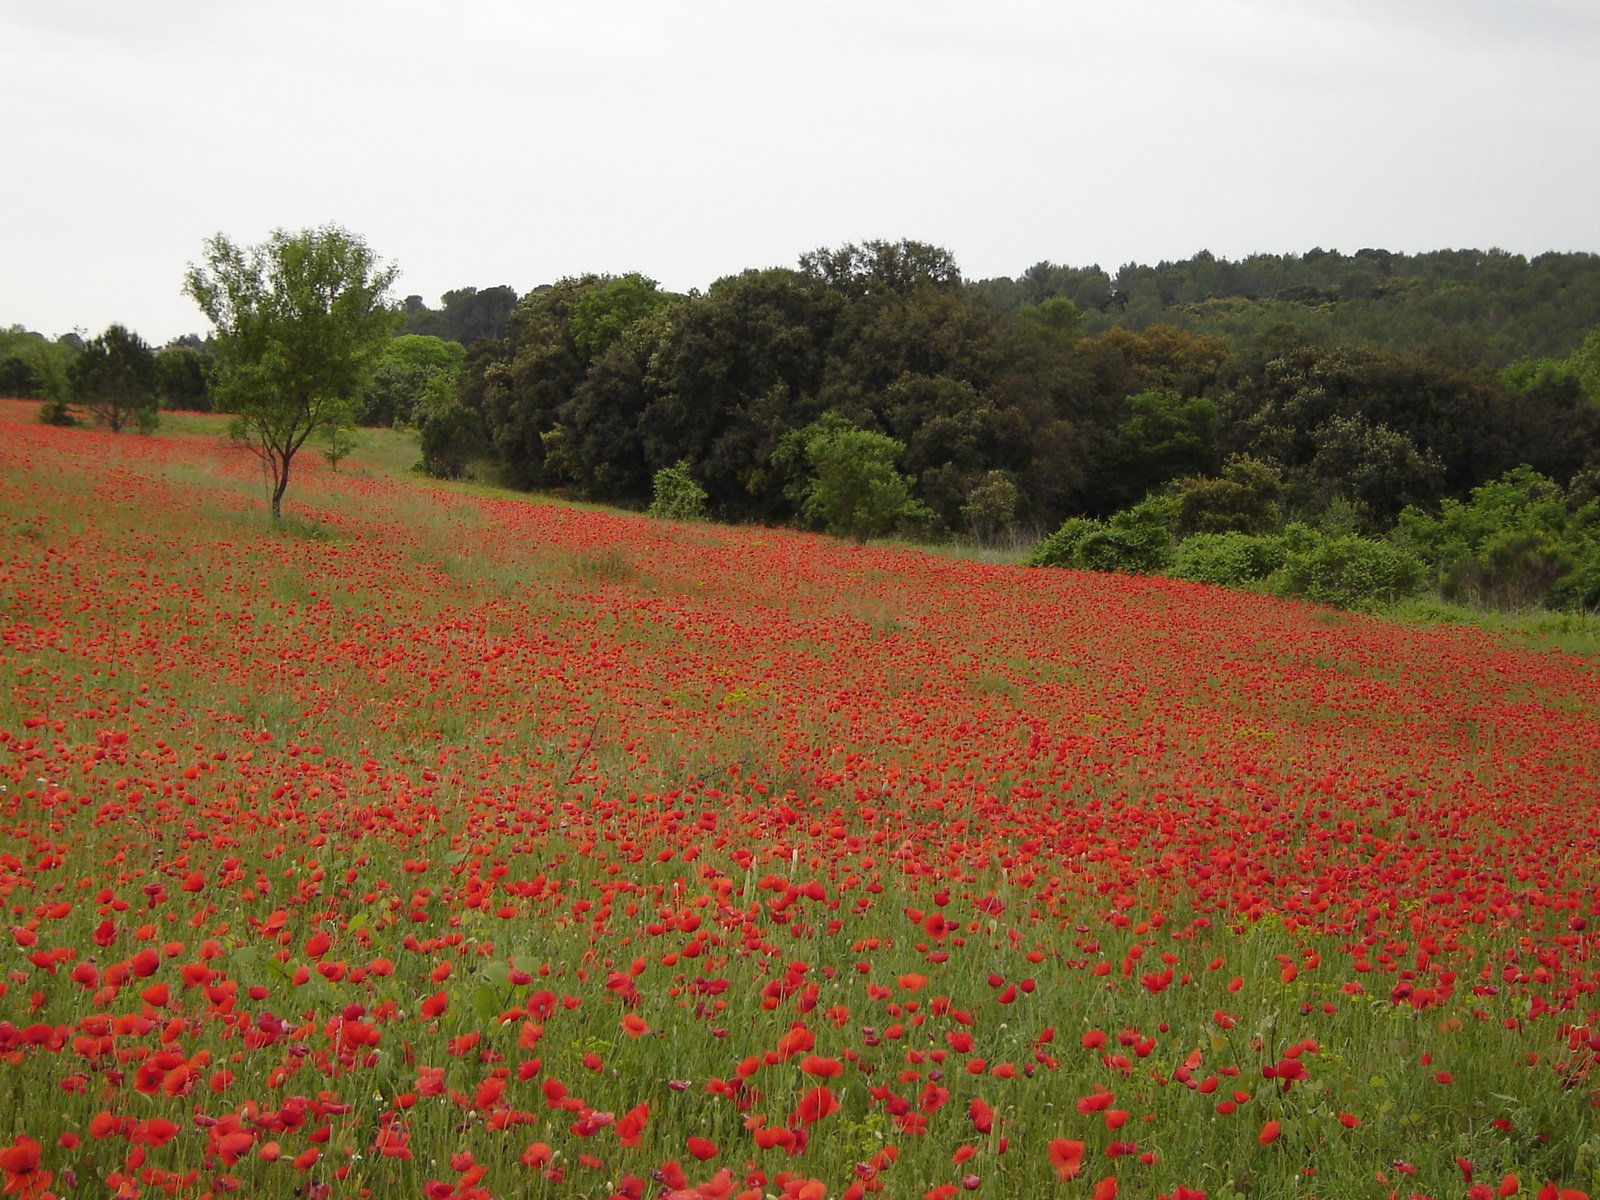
left=4, top=0, right=1598, bottom=345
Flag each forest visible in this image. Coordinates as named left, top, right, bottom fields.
left=6, top=241, right=1599, bottom=611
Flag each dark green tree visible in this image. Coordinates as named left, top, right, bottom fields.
left=156, top=345, right=212, bottom=411
left=69, top=324, right=160, bottom=433
left=1173, top=454, right=1283, bottom=535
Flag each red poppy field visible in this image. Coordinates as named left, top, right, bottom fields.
left=2, top=399, right=1598, bottom=1200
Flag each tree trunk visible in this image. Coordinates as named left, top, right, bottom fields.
left=270, top=451, right=291, bottom=520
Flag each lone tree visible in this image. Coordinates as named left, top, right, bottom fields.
left=777, top=413, right=928, bottom=543
left=69, top=324, right=160, bottom=433
left=184, top=225, right=399, bottom=518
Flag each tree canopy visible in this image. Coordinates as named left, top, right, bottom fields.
left=184, top=225, right=399, bottom=519
left=68, top=324, right=159, bottom=433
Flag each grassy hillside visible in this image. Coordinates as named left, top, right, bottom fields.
left=2, top=401, right=1598, bottom=1199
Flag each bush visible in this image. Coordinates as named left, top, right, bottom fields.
left=1173, top=455, right=1282, bottom=535
left=1552, top=546, right=1600, bottom=611
left=961, top=471, right=1018, bottom=545
left=646, top=461, right=709, bottom=522
left=417, top=401, right=486, bottom=480
left=1028, top=517, right=1102, bottom=568
left=1170, top=532, right=1288, bottom=587
left=1272, top=533, right=1425, bottom=609
left=777, top=414, right=927, bottom=543
left=1028, top=496, right=1176, bottom=575
left=1442, top=528, right=1575, bottom=610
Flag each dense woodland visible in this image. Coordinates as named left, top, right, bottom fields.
left=7, top=242, right=1600, bottom=610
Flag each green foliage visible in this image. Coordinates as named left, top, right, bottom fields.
left=646, top=460, right=709, bottom=522
left=1272, top=532, right=1425, bottom=608
left=401, top=285, right=518, bottom=344
left=1392, top=467, right=1568, bottom=572
left=416, top=398, right=487, bottom=481
left=1170, top=531, right=1289, bottom=587
left=0, top=352, right=41, bottom=398
left=1030, top=495, right=1176, bottom=574
left=185, top=225, right=401, bottom=518
left=1077, top=495, right=1178, bottom=574
left=3, top=329, right=78, bottom=415
left=320, top=424, right=358, bottom=472
left=1571, top=326, right=1600, bottom=403
left=987, top=247, right=1600, bottom=370
left=68, top=324, right=160, bottom=434
left=361, top=334, right=466, bottom=427
left=960, top=470, right=1018, bottom=544
left=156, top=345, right=212, bottom=411
left=1442, top=529, right=1576, bottom=611
left=778, top=413, right=928, bottom=543
left=1017, top=296, right=1082, bottom=346
left=1027, top=517, right=1102, bottom=568
left=569, top=274, right=672, bottom=360
left=1174, top=454, right=1282, bottom=535
left=1106, top=389, right=1218, bottom=507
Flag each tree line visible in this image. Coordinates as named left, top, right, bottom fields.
left=412, top=241, right=1598, bottom=540
left=9, top=233, right=1599, bottom=608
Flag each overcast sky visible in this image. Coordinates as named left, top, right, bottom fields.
left=4, top=0, right=1598, bottom=344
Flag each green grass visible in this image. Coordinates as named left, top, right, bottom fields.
left=1386, top=596, right=1600, bottom=657
left=152, top=413, right=1600, bottom=658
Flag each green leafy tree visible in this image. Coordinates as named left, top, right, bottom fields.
left=1105, top=388, right=1219, bottom=508
left=1572, top=327, right=1600, bottom=403
left=320, top=424, right=358, bottom=472
left=184, top=225, right=400, bottom=519
left=68, top=324, right=160, bottom=433
left=5, top=332, right=78, bottom=422
left=416, top=394, right=487, bottom=480
left=360, top=334, right=465, bottom=426
left=961, top=470, right=1019, bottom=544
left=569, top=274, right=672, bottom=360
left=646, top=461, right=709, bottom=521
left=156, top=345, right=212, bottom=411
left=1173, top=454, right=1282, bottom=534
left=777, top=413, right=927, bottom=543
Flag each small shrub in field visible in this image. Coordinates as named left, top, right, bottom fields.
left=37, top=397, right=75, bottom=426
left=1028, top=516, right=1102, bottom=568
left=1272, top=532, right=1425, bottom=608
left=961, top=470, right=1019, bottom=544
left=1082, top=495, right=1178, bottom=574
left=647, top=460, right=709, bottom=522
left=1170, top=531, right=1288, bottom=587
left=1030, top=497, right=1176, bottom=574
left=320, top=424, right=358, bottom=472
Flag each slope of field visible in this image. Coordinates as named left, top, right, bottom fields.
left=2, top=400, right=1598, bottom=1200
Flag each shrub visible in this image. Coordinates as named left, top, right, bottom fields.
left=1174, top=455, right=1282, bottom=535
left=961, top=471, right=1018, bottom=545
left=1272, top=533, right=1425, bottom=609
left=1028, top=517, right=1102, bottom=568
left=417, top=401, right=486, bottom=480
left=647, top=461, right=709, bottom=522
left=1551, top=546, right=1600, bottom=611
left=1170, top=532, right=1288, bottom=588
left=1029, top=496, right=1176, bottom=575
left=1443, top=529, right=1576, bottom=610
